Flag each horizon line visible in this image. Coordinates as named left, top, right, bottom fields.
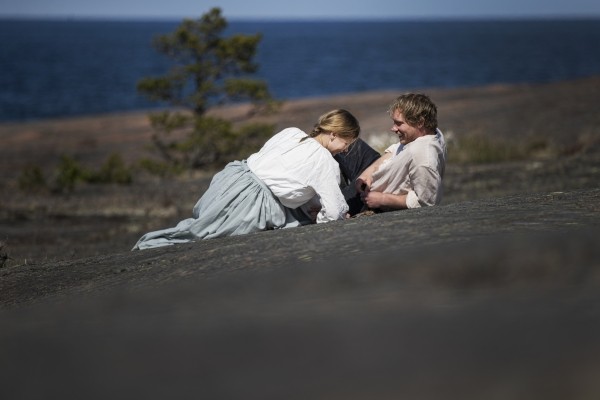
left=1, top=14, right=600, bottom=23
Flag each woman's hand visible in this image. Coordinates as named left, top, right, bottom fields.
left=308, top=206, right=321, bottom=223
left=355, top=176, right=371, bottom=194
left=354, top=152, right=389, bottom=194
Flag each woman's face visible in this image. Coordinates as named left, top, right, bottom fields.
left=328, top=134, right=354, bottom=155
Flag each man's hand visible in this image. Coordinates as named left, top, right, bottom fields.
left=361, top=190, right=409, bottom=210
left=361, top=190, right=385, bottom=209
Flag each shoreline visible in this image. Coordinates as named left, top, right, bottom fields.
left=0, top=77, right=573, bottom=128
left=2, top=74, right=598, bottom=127
left=2, top=76, right=599, bottom=171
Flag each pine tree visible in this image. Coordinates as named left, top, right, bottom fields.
left=137, top=7, right=276, bottom=171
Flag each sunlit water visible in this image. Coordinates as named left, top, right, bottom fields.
left=1, top=18, right=599, bottom=122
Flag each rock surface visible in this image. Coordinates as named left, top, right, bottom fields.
left=1, top=189, right=599, bottom=399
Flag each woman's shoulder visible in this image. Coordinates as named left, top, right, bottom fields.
left=258, top=127, right=307, bottom=151
left=276, top=127, right=308, bottom=140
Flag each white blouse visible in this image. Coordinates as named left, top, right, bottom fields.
left=247, top=127, right=348, bottom=223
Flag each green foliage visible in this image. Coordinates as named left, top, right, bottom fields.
left=18, top=164, right=47, bottom=192
left=143, top=115, right=274, bottom=170
left=137, top=7, right=276, bottom=171
left=54, top=155, right=87, bottom=193
left=138, top=158, right=183, bottom=177
left=18, top=154, right=133, bottom=194
left=137, top=7, right=271, bottom=115
left=233, top=122, right=278, bottom=158
left=90, top=153, right=133, bottom=184
left=185, top=116, right=236, bottom=168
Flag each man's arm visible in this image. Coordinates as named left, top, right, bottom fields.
left=362, top=191, right=409, bottom=210
left=364, top=166, right=442, bottom=210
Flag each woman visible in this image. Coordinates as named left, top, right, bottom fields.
left=133, top=109, right=360, bottom=250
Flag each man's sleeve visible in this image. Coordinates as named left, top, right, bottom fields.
left=407, top=166, right=442, bottom=208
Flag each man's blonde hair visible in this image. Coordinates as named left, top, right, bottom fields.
left=388, top=93, right=437, bottom=131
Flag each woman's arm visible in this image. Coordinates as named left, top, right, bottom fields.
left=313, top=159, right=351, bottom=223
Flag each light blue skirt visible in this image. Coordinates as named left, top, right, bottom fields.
left=132, top=160, right=309, bottom=250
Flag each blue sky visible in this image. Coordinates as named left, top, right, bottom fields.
left=2, top=0, right=600, bottom=20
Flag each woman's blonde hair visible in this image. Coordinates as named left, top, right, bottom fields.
left=308, top=109, right=360, bottom=141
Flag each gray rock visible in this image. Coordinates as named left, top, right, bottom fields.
left=1, top=189, right=600, bottom=399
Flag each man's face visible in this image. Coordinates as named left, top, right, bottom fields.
left=390, top=110, right=422, bottom=145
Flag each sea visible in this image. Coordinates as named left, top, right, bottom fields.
left=1, top=18, right=600, bottom=122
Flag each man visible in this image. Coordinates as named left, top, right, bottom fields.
left=335, top=93, right=447, bottom=214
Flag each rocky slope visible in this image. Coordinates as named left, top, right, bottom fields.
left=1, top=188, right=599, bottom=399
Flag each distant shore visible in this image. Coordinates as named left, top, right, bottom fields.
left=2, top=75, right=600, bottom=180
